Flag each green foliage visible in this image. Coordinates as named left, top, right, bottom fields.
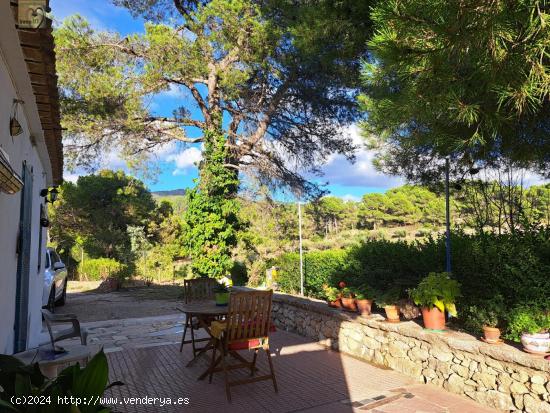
left=55, top=0, right=372, bottom=196
left=393, top=229, right=407, bottom=239
left=360, top=0, right=550, bottom=181
left=352, top=284, right=374, bottom=300
left=271, top=228, right=550, bottom=342
left=273, top=249, right=355, bottom=297
left=50, top=170, right=184, bottom=282
left=505, top=307, right=550, bottom=341
left=322, top=285, right=340, bottom=302
left=410, top=272, right=461, bottom=316
left=0, top=350, right=120, bottom=412
left=462, top=295, right=505, bottom=331
left=230, top=261, right=248, bottom=286
left=50, top=170, right=158, bottom=262
left=79, top=258, right=130, bottom=282
left=374, top=287, right=401, bottom=307
left=183, top=132, right=241, bottom=278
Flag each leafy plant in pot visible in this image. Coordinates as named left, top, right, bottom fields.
left=340, top=286, right=357, bottom=312
left=0, top=350, right=122, bottom=412
left=462, top=295, right=505, bottom=344
left=506, top=306, right=550, bottom=354
left=410, top=272, right=460, bottom=330
left=376, top=288, right=401, bottom=323
left=353, top=285, right=374, bottom=316
left=323, top=284, right=341, bottom=308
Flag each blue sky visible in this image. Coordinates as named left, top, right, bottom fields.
left=51, top=0, right=403, bottom=199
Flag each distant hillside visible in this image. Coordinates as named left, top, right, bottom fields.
left=152, top=189, right=186, bottom=197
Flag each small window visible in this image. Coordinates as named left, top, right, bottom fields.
left=45, top=251, right=51, bottom=269
left=51, top=250, right=61, bottom=264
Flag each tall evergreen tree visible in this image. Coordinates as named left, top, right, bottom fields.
left=360, top=0, right=550, bottom=183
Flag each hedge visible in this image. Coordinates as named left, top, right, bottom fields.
left=79, top=258, right=131, bottom=281
left=271, top=229, right=550, bottom=339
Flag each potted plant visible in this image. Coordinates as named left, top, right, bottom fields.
left=376, top=288, right=401, bottom=323
left=353, top=285, right=374, bottom=316
left=213, top=281, right=230, bottom=306
left=340, top=287, right=357, bottom=312
left=410, top=272, right=461, bottom=330
left=323, top=284, right=341, bottom=308
left=507, top=307, right=550, bottom=354
left=463, top=295, right=505, bottom=344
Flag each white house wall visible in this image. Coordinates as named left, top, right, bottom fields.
left=0, top=6, right=54, bottom=354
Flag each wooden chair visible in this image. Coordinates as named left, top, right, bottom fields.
left=208, top=290, right=277, bottom=401
left=179, top=278, right=218, bottom=356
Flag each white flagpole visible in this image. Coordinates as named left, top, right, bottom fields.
left=298, top=200, right=304, bottom=296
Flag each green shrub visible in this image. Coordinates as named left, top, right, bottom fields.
left=461, top=294, right=505, bottom=332
left=393, top=229, right=407, bottom=238
left=273, top=250, right=359, bottom=297
left=505, top=306, right=550, bottom=341
left=79, top=258, right=130, bottom=281
left=230, top=261, right=248, bottom=286
left=270, top=228, right=550, bottom=341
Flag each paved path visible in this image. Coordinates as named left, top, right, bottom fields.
left=57, top=316, right=499, bottom=413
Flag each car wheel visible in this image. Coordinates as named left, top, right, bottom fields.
left=47, top=285, right=55, bottom=312
left=56, top=281, right=67, bottom=306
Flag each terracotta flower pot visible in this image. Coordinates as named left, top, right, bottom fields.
left=521, top=332, right=550, bottom=354
left=482, top=326, right=501, bottom=344
left=356, top=299, right=373, bottom=316
left=328, top=299, right=342, bottom=308
left=384, top=305, right=400, bottom=322
left=421, top=306, right=445, bottom=330
left=341, top=297, right=357, bottom=312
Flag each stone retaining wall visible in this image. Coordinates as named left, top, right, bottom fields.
left=271, top=293, right=550, bottom=413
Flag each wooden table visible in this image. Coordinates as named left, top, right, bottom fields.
left=14, top=344, right=92, bottom=378
left=177, top=301, right=254, bottom=380
left=177, top=301, right=228, bottom=368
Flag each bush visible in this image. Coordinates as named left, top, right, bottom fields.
left=271, top=228, right=550, bottom=341
left=392, top=229, right=407, bottom=238
left=79, top=258, right=130, bottom=281
left=505, top=306, right=550, bottom=341
left=273, top=250, right=359, bottom=297
left=230, top=261, right=248, bottom=286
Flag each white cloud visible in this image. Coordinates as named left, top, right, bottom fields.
left=166, top=147, right=202, bottom=175
left=341, top=194, right=361, bottom=202
left=319, top=124, right=404, bottom=189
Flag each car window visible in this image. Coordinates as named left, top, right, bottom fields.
left=46, top=251, right=50, bottom=269
left=51, top=251, right=61, bottom=264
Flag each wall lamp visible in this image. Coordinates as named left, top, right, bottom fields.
left=40, top=186, right=59, bottom=204
left=10, top=99, right=24, bottom=137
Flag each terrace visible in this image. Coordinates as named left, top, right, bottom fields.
left=47, top=286, right=507, bottom=413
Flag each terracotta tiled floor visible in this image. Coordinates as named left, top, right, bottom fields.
left=104, top=329, right=498, bottom=413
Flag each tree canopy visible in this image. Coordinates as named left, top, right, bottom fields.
left=55, top=0, right=373, bottom=194
left=360, top=0, right=550, bottom=183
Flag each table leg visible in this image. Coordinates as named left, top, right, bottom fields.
left=185, top=315, right=216, bottom=367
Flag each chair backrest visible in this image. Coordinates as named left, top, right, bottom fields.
left=183, top=278, right=217, bottom=303
left=225, top=290, right=273, bottom=343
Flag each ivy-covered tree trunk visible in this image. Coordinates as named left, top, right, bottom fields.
left=183, top=131, right=241, bottom=278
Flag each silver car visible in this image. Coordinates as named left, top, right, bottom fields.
left=42, top=247, right=68, bottom=311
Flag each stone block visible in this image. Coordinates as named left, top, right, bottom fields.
left=510, top=381, right=529, bottom=394
left=452, top=364, right=470, bottom=378
left=472, top=372, right=496, bottom=389
left=430, top=347, right=453, bottom=362
left=444, top=373, right=466, bottom=394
